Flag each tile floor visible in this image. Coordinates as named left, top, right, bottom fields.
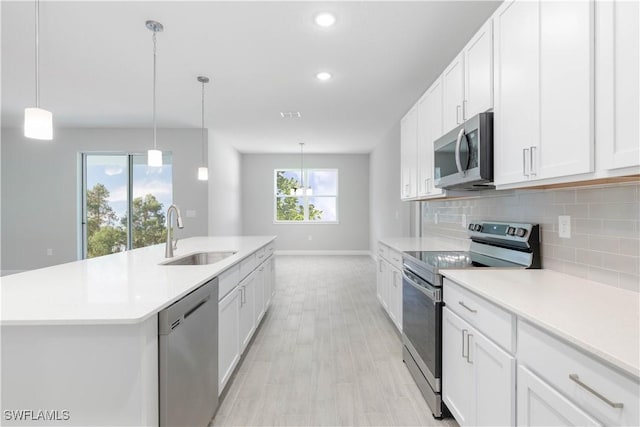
left=213, top=256, right=459, bottom=427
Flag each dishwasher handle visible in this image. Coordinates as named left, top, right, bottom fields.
left=158, top=278, right=218, bottom=335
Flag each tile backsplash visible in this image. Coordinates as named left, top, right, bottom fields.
left=421, top=182, right=640, bottom=292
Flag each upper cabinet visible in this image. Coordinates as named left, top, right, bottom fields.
left=417, top=78, right=445, bottom=199
left=464, top=20, right=494, bottom=121
left=442, top=53, right=465, bottom=134
left=493, top=0, right=594, bottom=187
left=400, top=106, right=418, bottom=199
left=595, top=0, right=640, bottom=171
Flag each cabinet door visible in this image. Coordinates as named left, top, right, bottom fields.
left=464, top=20, right=493, bottom=119
left=263, top=257, right=273, bottom=309
left=517, top=365, right=603, bottom=426
left=537, top=0, right=594, bottom=179
left=442, top=308, right=474, bottom=426
left=470, top=325, right=516, bottom=426
left=390, top=266, right=403, bottom=332
left=596, top=0, right=640, bottom=170
left=218, top=289, right=241, bottom=393
left=239, top=274, right=256, bottom=352
left=493, top=0, right=540, bottom=185
left=401, top=107, right=418, bottom=199
left=416, top=94, right=430, bottom=197
left=376, top=258, right=388, bottom=309
left=417, top=79, right=445, bottom=198
left=442, top=52, right=465, bottom=133
left=255, top=264, right=266, bottom=323
left=387, top=268, right=399, bottom=326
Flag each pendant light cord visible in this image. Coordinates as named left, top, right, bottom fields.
left=300, top=143, right=304, bottom=188
left=152, top=31, right=158, bottom=150
left=35, top=0, right=40, bottom=107
left=201, top=81, right=205, bottom=165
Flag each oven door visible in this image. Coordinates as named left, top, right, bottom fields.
left=402, top=268, right=442, bottom=392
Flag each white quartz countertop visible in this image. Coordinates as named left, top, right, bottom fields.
left=0, top=236, right=276, bottom=326
left=442, top=269, right=640, bottom=379
left=379, top=236, right=469, bottom=253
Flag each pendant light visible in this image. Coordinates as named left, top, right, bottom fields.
left=290, top=143, right=312, bottom=196
left=146, top=20, right=163, bottom=167
left=24, top=0, right=53, bottom=140
left=197, top=76, right=210, bottom=181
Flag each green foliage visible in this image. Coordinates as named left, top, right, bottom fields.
left=275, top=171, right=323, bottom=221
left=86, top=183, right=167, bottom=258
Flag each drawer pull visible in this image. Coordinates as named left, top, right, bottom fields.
left=459, top=301, right=477, bottom=313
left=462, top=329, right=468, bottom=358
left=568, top=374, right=624, bottom=409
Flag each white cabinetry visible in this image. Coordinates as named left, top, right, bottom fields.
left=442, top=53, right=465, bottom=133
left=218, top=288, right=241, bottom=392
left=401, top=106, right=418, bottom=199
left=442, top=307, right=515, bottom=426
left=596, top=0, right=640, bottom=172
left=417, top=79, right=445, bottom=199
left=493, top=0, right=594, bottom=187
left=238, top=271, right=256, bottom=352
left=464, top=20, right=493, bottom=120
left=376, top=243, right=402, bottom=332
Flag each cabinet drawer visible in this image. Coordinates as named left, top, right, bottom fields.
left=388, top=248, right=403, bottom=270
left=218, top=264, right=240, bottom=301
left=239, top=254, right=256, bottom=279
left=443, top=278, right=515, bottom=353
left=518, top=319, right=639, bottom=426
left=255, top=247, right=267, bottom=263
left=377, top=243, right=389, bottom=260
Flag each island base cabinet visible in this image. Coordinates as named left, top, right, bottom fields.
left=239, top=272, right=256, bottom=352
left=442, top=307, right=515, bottom=426
left=1, top=317, right=158, bottom=426
left=517, top=365, right=603, bottom=426
left=218, top=288, right=241, bottom=393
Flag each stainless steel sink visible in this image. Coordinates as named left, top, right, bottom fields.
left=160, top=251, right=237, bottom=266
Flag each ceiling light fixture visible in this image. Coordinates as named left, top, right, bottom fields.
left=290, top=143, right=312, bottom=196
left=316, top=71, right=332, bottom=81
left=146, top=20, right=164, bottom=167
left=24, top=0, right=53, bottom=140
left=197, top=76, right=210, bottom=181
left=280, top=112, right=301, bottom=118
left=315, top=12, right=336, bottom=27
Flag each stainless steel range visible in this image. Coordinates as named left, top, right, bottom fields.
left=401, top=221, right=541, bottom=418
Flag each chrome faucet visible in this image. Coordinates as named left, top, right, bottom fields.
left=165, top=204, right=184, bottom=258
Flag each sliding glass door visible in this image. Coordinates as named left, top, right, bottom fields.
left=81, top=153, right=173, bottom=259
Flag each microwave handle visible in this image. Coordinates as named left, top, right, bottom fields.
left=455, top=128, right=465, bottom=175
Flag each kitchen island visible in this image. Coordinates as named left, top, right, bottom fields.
left=0, top=236, right=275, bottom=426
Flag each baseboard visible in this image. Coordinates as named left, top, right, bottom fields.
left=275, top=250, right=372, bottom=256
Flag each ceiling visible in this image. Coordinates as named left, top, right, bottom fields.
left=1, top=1, right=501, bottom=153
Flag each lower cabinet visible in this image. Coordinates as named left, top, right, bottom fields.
left=239, top=271, right=256, bottom=352
left=517, top=365, right=602, bottom=426
left=375, top=245, right=402, bottom=332
left=442, top=307, right=516, bottom=426
left=218, top=288, right=241, bottom=392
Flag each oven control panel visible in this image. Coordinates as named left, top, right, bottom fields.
left=468, top=221, right=539, bottom=246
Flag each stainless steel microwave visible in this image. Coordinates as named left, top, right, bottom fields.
left=433, top=112, right=493, bottom=190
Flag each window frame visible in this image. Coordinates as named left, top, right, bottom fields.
left=273, top=168, right=339, bottom=224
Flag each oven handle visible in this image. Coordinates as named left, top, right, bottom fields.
left=402, top=271, right=439, bottom=303
left=455, top=128, right=465, bottom=176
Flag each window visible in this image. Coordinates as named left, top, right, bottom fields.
left=81, top=153, right=173, bottom=258
left=274, top=169, right=338, bottom=223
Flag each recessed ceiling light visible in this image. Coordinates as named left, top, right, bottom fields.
left=316, top=72, right=332, bottom=81
left=315, top=13, right=336, bottom=27
left=280, top=112, right=301, bottom=118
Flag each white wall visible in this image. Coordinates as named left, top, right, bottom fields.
left=208, top=134, right=242, bottom=236
left=1, top=128, right=208, bottom=272
left=241, top=153, right=369, bottom=252
left=369, top=123, right=411, bottom=251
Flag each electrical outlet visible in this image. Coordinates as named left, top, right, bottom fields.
left=461, top=214, right=467, bottom=228
left=559, top=215, right=571, bottom=238
left=308, top=235, right=313, bottom=241
left=394, top=210, right=399, bottom=220
left=46, top=248, right=53, bottom=256
left=186, top=210, right=196, bottom=218
left=434, top=212, right=438, bottom=224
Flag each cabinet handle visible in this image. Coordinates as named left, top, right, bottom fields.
left=462, top=329, right=468, bottom=358
left=530, top=146, right=537, bottom=176
left=456, top=105, right=462, bottom=125
left=523, top=148, right=530, bottom=177
left=568, top=374, right=624, bottom=409
left=463, top=100, right=468, bottom=121
left=466, top=334, right=473, bottom=364
left=459, top=301, right=477, bottom=313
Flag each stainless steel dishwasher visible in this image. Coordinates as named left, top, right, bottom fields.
left=159, top=278, right=218, bottom=427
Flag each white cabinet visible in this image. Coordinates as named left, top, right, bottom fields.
left=218, top=288, right=241, bottom=392
left=596, top=0, right=640, bottom=171
left=238, top=272, right=256, bottom=352
left=417, top=79, right=445, bottom=199
left=442, top=307, right=516, bottom=426
left=375, top=243, right=402, bottom=332
left=388, top=266, right=403, bottom=332
left=442, top=53, right=465, bottom=133
left=493, top=0, right=594, bottom=187
left=517, top=365, right=603, bottom=427
left=263, top=256, right=274, bottom=309
left=464, top=20, right=493, bottom=120
left=376, top=257, right=389, bottom=310
left=401, top=106, right=418, bottom=199
left=254, top=264, right=266, bottom=324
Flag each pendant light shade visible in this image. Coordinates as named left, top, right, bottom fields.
left=24, top=107, right=52, bottom=140
left=24, top=0, right=53, bottom=141
left=290, top=143, right=312, bottom=196
left=197, top=76, right=210, bottom=181
left=146, top=20, right=164, bottom=167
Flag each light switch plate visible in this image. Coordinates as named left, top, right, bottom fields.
left=186, top=210, right=196, bottom=218
left=559, top=215, right=571, bottom=238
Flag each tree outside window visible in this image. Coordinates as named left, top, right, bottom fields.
left=274, top=169, right=338, bottom=223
